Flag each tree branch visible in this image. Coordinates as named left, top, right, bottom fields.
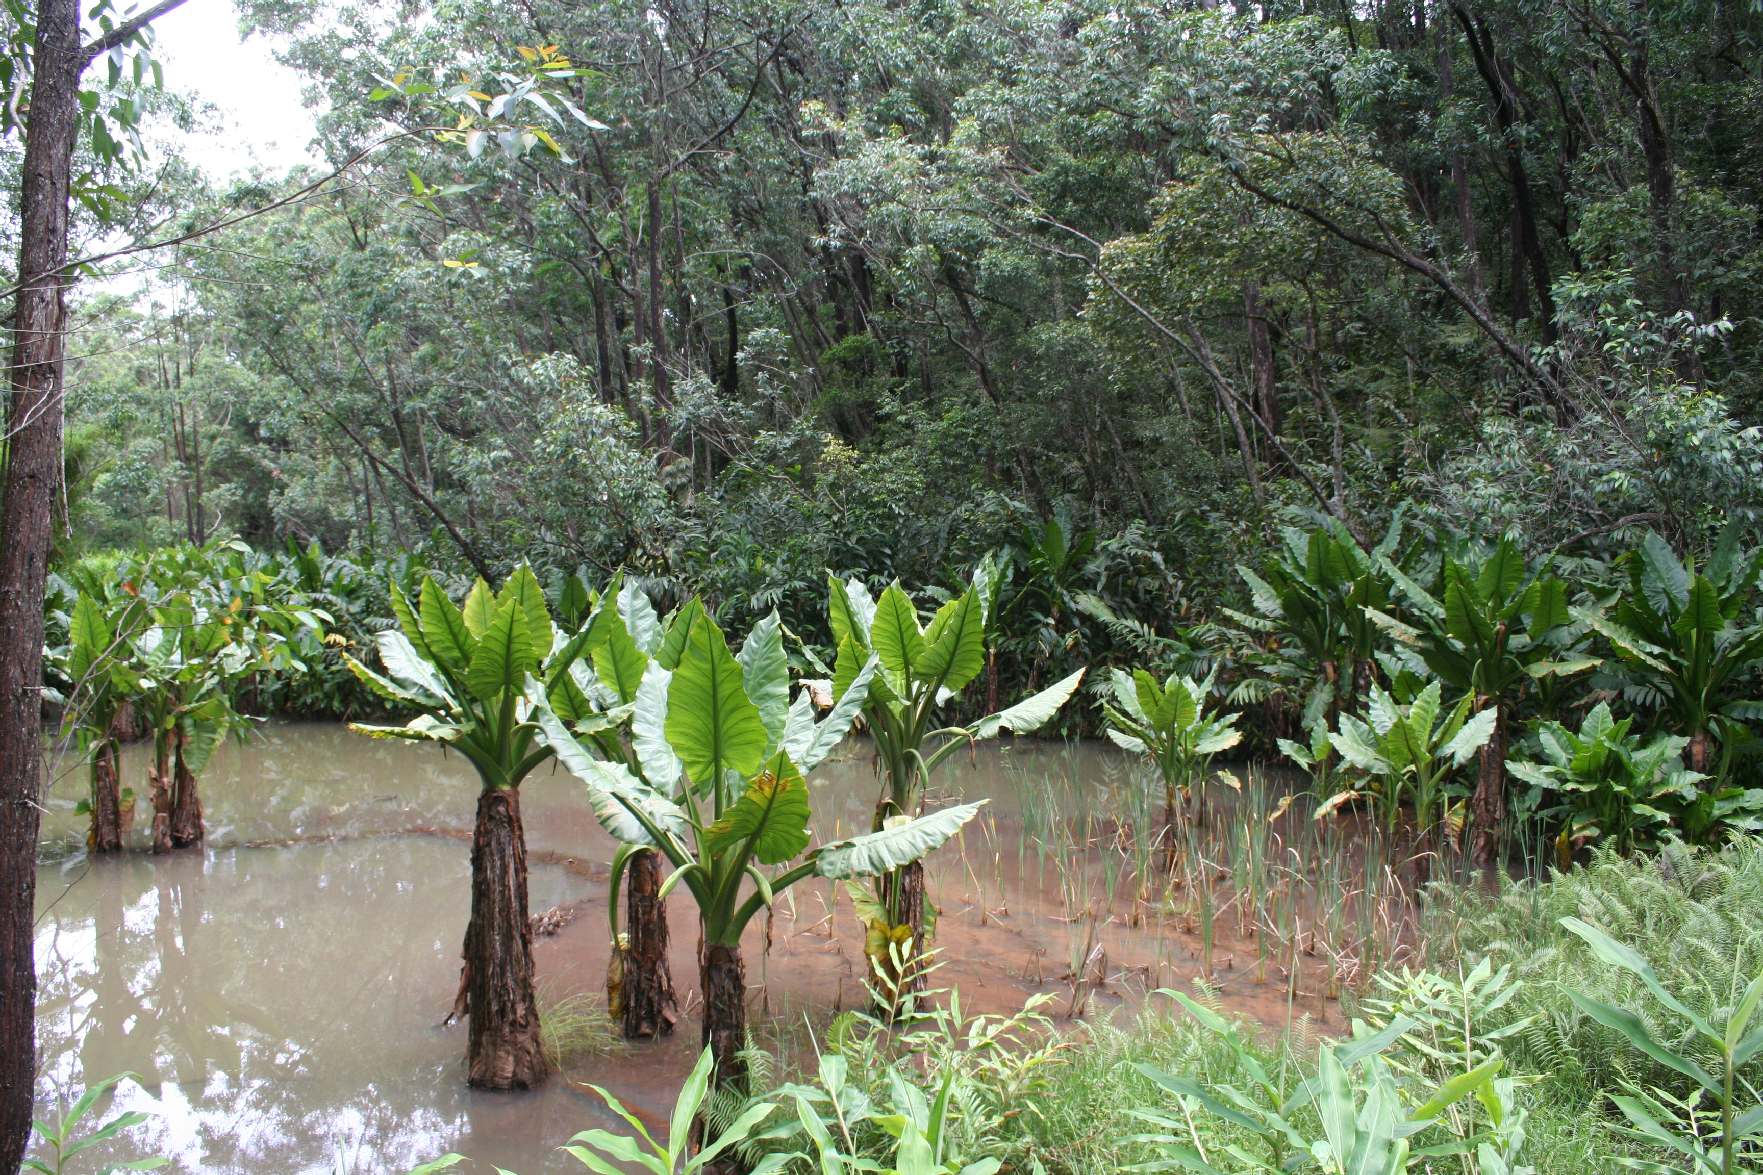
left=80, top=0, right=191, bottom=64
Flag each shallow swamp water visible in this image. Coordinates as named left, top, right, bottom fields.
left=32, top=723, right=1392, bottom=1172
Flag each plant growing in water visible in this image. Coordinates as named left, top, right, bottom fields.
left=539, top=601, right=984, bottom=1091
left=1099, top=667, right=1241, bottom=870
left=1371, top=534, right=1591, bottom=865
left=823, top=572, right=1084, bottom=1001
left=50, top=592, right=147, bottom=852
left=1323, top=680, right=1496, bottom=863
left=345, top=565, right=587, bottom=1089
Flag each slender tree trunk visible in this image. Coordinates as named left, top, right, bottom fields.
left=1470, top=703, right=1507, bottom=868
left=462, top=787, right=545, bottom=1089
left=619, top=848, right=677, bottom=1039
left=91, top=739, right=123, bottom=853
left=169, top=735, right=203, bottom=848
left=0, top=0, right=80, bottom=1160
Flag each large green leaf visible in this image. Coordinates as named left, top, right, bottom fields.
left=388, top=579, right=428, bottom=652
left=617, top=579, right=662, bottom=654
left=665, top=610, right=768, bottom=789
left=535, top=703, right=689, bottom=848
left=466, top=595, right=535, bottom=701
left=828, top=574, right=876, bottom=648
left=784, top=653, right=878, bottom=772
left=632, top=662, right=682, bottom=791
left=814, top=801, right=986, bottom=879
left=914, top=588, right=986, bottom=693
left=375, top=630, right=453, bottom=703
left=738, top=611, right=791, bottom=745
left=589, top=602, right=648, bottom=704
left=68, top=593, right=111, bottom=680
left=655, top=597, right=708, bottom=671
left=461, top=577, right=496, bottom=639
left=970, top=669, right=1085, bottom=739
left=498, top=564, right=553, bottom=663
left=1637, top=531, right=1691, bottom=614
left=418, top=578, right=475, bottom=673
left=870, top=582, right=925, bottom=686
left=1673, top=576, right=1723, bottom=643
left=706, top=753, right=812, bottom=865
left=1476, top=538, right=1525, bottom=604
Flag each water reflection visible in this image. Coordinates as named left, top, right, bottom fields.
left=34, top=723, right=1328, bottom=1172
left=35, top=839, right=605, bottom=1172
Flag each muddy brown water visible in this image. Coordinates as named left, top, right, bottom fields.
left=32, top=723, right=1348, bottom=1173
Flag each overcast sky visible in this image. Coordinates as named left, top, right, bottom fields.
left=148, top=0, right=324, bottom=177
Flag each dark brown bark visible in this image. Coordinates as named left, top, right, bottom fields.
left=148, top=735, right=174, bottom=855
left=1470, top=703, right=1507, bottom=868
left=1688, top=729, right=1711, bottom=775
left=1452, top=6, right=1557, bottom=345
left=462, top=787, right=545, bottom=1089
left=90, top=740, right=123, bottom=853
left=699, top=942, right=748, bottom=1089
left=169, top=737, right=203, bottom=849
left=620, top=848, right=677, bottom=1039
left=2, top=0, right=189, bottom=1158
left=0, top=0, right=81, bottom=1161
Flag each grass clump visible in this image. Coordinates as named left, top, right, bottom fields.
left=536, top=986, right=621, bottom=1073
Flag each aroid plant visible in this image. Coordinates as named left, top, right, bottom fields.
left=539, top=601, right=984, bottom=1090
left=1099, top=667, right=1241, bottom=870
left=823, top=572, right=1084, bottom=1003
left=1323, top=680, right=1495, bottom=864
left=346, top=565, right=589, bottom=1089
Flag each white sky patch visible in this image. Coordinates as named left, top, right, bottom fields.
left=148, top=0, right=325, bottom=178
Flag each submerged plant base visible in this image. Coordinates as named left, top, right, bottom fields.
left=621, top=848, right=677, bottom=1039
left=463, top=787, right=546, bottom=1090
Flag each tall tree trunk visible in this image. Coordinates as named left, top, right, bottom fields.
left=1470, top=702, right=1507, bottom=868
left=0, top=0, right=80, bottom=1160
left=462, top=787, right=545, bottom=1089
left=90, top=739, right=123, bottom=853
left=169, top=735, right=203, bottom=849
left=1243, top=281, right=1281, bottom=440
left=619, top=848, right=677, bottom=1039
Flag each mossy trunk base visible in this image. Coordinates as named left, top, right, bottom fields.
left=463, top=787, right=545, bottom=1090
left=620, top=849, right=677, bottom=1039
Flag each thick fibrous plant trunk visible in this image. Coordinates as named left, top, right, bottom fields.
left=0, top=0, right=81, bottom=1162
left=462, top=787, right=545, bottom=1089
left=169, top=739, right=203, bottom=849
left=1688, top=729, right=1710, bottom=775
left=620, top=848, right=676, bottom=1039
left=91, top=740, right=123, bottom=853
left=1470, top=704, right=1507, bottom=868
left=149, top=737, right=174, bottom=855
left=875, top=859, right=928, bottom=1012
left=699, top=942, right=748, bottom=1088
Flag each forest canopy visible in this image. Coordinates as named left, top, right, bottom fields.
left=43, top=0, right=1763, bottom=617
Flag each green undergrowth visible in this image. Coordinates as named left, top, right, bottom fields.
left=717, top=838, right=1763, bottom=1174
